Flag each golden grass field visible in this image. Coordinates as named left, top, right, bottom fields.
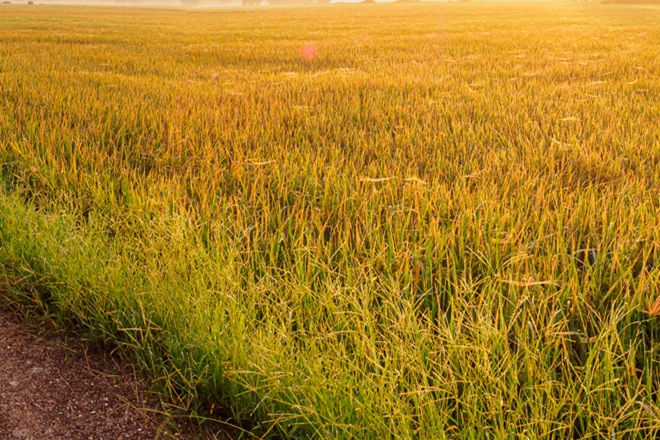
left=1, top=2, right=660, bottom=438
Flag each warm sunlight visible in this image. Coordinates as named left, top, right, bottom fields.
left=1, top=1, right=659, bottom=438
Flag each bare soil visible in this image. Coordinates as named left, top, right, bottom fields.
left=0, top=309, right=222, bottom=440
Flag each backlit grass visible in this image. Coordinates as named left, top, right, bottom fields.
left=1, top=3, right=660, bottom=438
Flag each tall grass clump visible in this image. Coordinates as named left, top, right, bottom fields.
left=1, top=3, right=660, bottom=438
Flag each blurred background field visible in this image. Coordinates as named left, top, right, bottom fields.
left=1, top=3, right=660, bottom=438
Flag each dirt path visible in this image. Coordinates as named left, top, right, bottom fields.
left=0, top=309, right=209, bottom=440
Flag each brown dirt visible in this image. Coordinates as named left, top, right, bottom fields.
left=0, top=309, right=226, bottom=440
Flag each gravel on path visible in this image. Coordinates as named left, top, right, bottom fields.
left=0, top=309, right=207, bottom=440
